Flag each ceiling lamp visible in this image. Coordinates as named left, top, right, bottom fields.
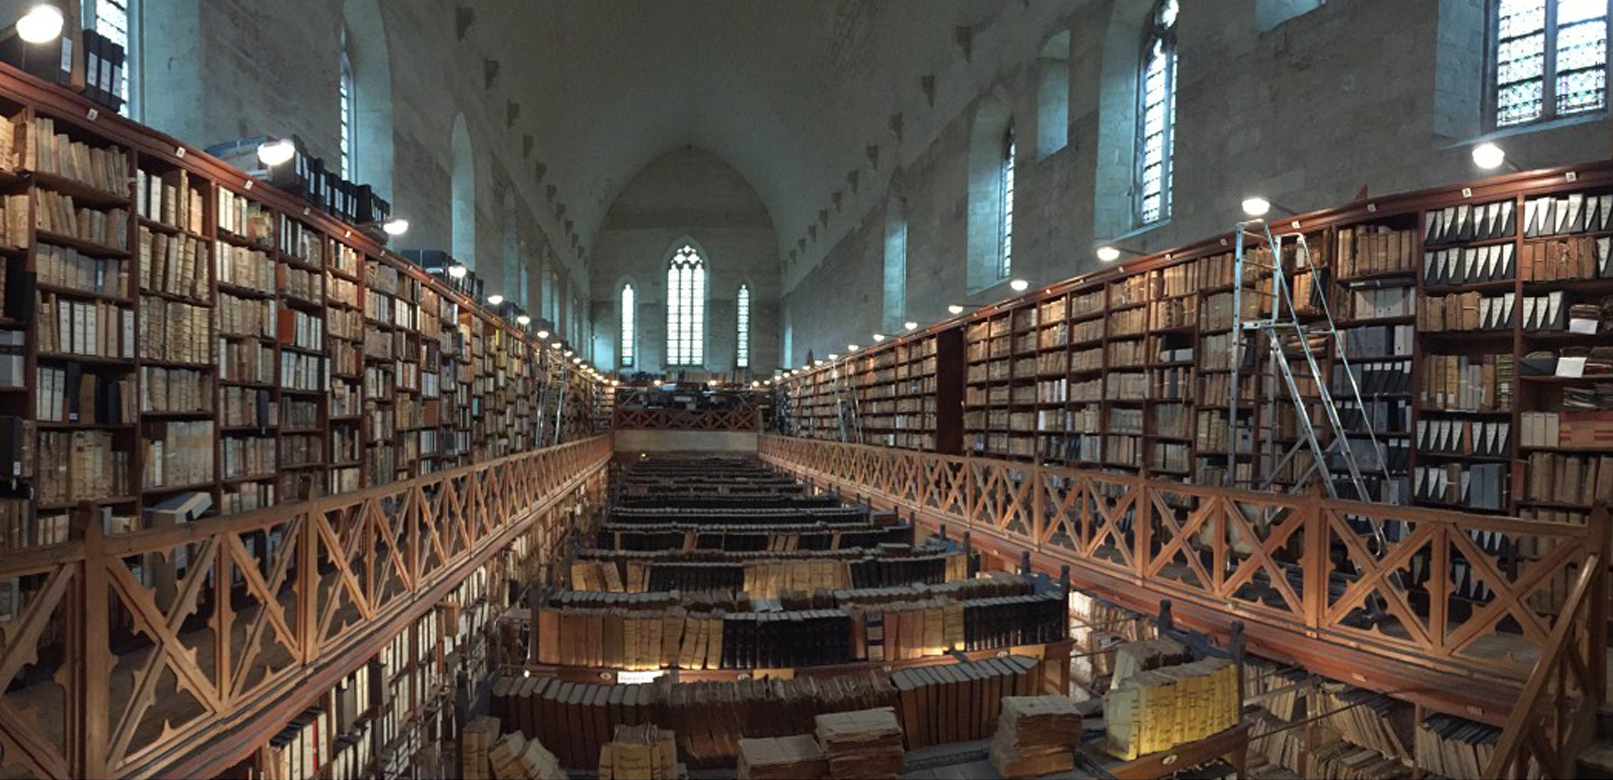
left=903, top=321, right=918, bottom=331
left=486, top=294, right=504, bottom=306
left=448, top=264, right=468, bottom=279
left=1009, top=279, right=1029, bottom=292
left=1241, top=197, right=1272, bottom=217
left=516, top=314, right=531, bottom=326
left=947, top=304, right=965, bottom=315
left=381, top=217, right=409, bottom=236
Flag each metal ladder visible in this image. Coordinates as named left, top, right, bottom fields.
left=1227, top=220, right=1384, bottom=501
left=551, top=360, right=571, bottom=445
left=832, top=364, right=863, bottom=444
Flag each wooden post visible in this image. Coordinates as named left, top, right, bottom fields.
left=1020, top=550, right=1032, bottom=575
left=963, top=531, right=975, bottom=577
left=1589, top=502, right=1611, bottom=703
left=75, top=503, right=109, bottom=779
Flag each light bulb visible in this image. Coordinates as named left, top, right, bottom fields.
left=904, top=321, right=918, bottom=331
left=256, top=138, right=296, bottom=167
left=1010, top=279, right=1029, bottom=292
left=1096, top=246, right=1121, bottom=263
left=516, top=314, right=531, bottom=326
left=1242, top=197, right=1272, bottom=217
left=381, top=218, right=409, bottom=236
left=947, top=305, right=965, bottom=315
left=487, top=294, right=504, bottom=306
left=16, top=5, right=63, bottom=44
left=447, top=264, right=468, bottom=279
left=1472, top=142, right=1506, bottom=170
left=535, top=330, right=550, bottom=340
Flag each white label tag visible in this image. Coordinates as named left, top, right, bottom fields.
left=1557, top=356, right=1587, bottom=378
left=1570, top=318, right=1599, bottom=335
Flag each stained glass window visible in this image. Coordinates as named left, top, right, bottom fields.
left=1495, top=0, right=1607, bottom=126
left=999, top=127, right=1016, bottom=278
left=340, top=30, right=355, bottom=178
left=1137, top=0, right=1177, bottom=226
left=736, top=284, right=751, bottom=368
left=666, top=246, right=706, bottom=366
left=90, top=0, right=134, bottom=114
left=620, top=284, right=636, bottom=368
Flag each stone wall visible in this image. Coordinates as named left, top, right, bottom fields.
left=781, top=0, right=1611, bottom=368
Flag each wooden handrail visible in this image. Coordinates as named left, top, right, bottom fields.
left=1484, top=519, right=1609, bottom=777
left=758, top=434, right=1608, bottom=727
left=0, top=435, right=612, bottom=780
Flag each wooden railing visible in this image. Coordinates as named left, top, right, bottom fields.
left=0, top=435, right=612, bottom=780
left=759, top=436, right=1609, bottom=723
left=613, top=405, right=761, bottom=432
left=1484, top=552, right=1607, bottom=778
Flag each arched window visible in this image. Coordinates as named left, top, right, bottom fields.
left=1137, top=0, right=1178, bottom=226
left=1036, top=31, right=1071, bottom=158
left=620, top=283, right=637, bottom=368
left=339, top=27, right=356, bottom=178
left=965, top=94, right=1011, bottom=292
left=666, top=244, right=707, bottom=366
left=340, top=0, right=395, bottom=198
left=1492, top=0, right=1607, bottom=127
left=882, top=196, right=907, bottom=334
left=999, top=126, right=1016, bottom=277
left=85, top=0, right=136, bottom=116
left=450, top=114, right=476, bottom=269
left=736, top=284, right=751, bottom=369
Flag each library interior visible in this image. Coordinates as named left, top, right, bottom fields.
left=0, top=0, right=1609, bottom=778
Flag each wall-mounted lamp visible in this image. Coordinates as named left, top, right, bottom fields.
left=1472, top=141, right=1519, bottom=172
left=1095, top=244, right=1145, bottom=263
left=872, top=333, right=886, bottom=343
left=947, top=304, right=965, bottom=315
left=516, top=314, right=531, bottom=326
left=1240, top=196, right=1299, bottom=219
left=15, top=5, right=63, bottom=44
left=447, top=264, right=468, bottom=280
left=1009, top=279, right=1029, bottom=292
left=903, top=321, right=918, bottom=331
left=256, top=138, right=296, bottom=167
left=380, top=217, right=409, bottom=236
left=535, top=329, right=549, bottom=339
left=486, top=294, right=505, bottom=306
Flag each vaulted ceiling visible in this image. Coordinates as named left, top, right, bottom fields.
left=476, top=0, right=1024, bottom=267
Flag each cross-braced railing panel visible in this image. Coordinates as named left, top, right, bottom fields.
left=0, top=435, right=611, bottom=779
left=758, top=435, right=1608, bottom=700
left=612, top=404, right=761, bottom=432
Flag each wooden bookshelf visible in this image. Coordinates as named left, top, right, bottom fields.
left=780, top=330, right=962, bottom=453
left=777, top=161, right=1613, bottom=520
left=0, top=58, right=608, bottom=780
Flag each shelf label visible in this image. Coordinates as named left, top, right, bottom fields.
left=175, top=147, right=185, bottom=158
left=1558, top=357, right=1588, bottom=378
left=1461, top=187, right=1473, bottom=198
